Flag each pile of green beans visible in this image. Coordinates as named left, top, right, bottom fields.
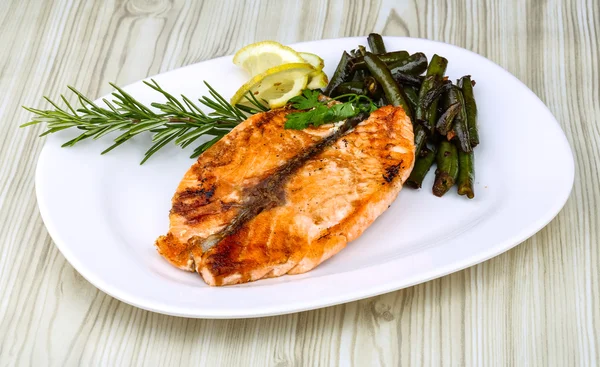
left=325, top=33, right=479, bottom=199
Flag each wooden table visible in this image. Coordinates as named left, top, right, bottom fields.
left=1, top=0, right=598, bottom=365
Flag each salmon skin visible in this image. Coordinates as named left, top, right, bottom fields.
left=155, top=105, right=415, bottom=286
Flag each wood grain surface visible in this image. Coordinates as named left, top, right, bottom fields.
left=0, top=0, right=598, bottom=365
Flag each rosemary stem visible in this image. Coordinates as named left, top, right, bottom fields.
left=21, top=80, right=270, bottom=163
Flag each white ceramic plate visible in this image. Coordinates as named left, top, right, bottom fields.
left=35, top=37, right=574, bottom=318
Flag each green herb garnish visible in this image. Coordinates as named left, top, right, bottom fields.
left=284, top=89, right=377, bottom=130
left=21, top=80, right=268, bottom=164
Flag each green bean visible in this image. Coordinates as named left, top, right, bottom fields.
left=458, top=75, right=479, bottom=147
left=415, top=75, right=437, bottom=123
left=419, top=80, right=452, bottom=134
left=351, top=51, right=410, bottom=70
left=420, top=80, right=452, bottom=110
left=436, top=102, right=461, bottom=135
left=425, top=55, right=449, bottom=77
left=438, top=87, right=461, bottom=135
left=426, top=100, right=441, bottom=135
left=414, top=126, right=428, bottom=155
left=433, top=141, right=458, bottom=197
left=367, top=33, right=387, bottom=54
left=324, top=51, right=354, bottom=96
left=363, top=52, right=412, bottom=117
left=457, top=149, right=475, bottom=198
left=406, top=145, right=437, bottom=189
left=363, top=76, right=382, bottom=99
left=333, top=78, right=383, bottom=98
left=415, top=55, right=448, bottom=124
left=403, top=87, right=419, bottom=115
left=392, top=72, right=424, bottom=88
left=351, top=46, right=369, bottom=81
left=450, top=86, right=472, bottom=153
left=389, top=52, right=428, bottom=76
left=331, top=81, right=367, bottom=96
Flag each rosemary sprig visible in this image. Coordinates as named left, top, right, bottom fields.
left=21, top=80, right=269, bottom=164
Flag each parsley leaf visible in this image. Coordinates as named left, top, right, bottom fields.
left=288, top=89, right=321, bottom=110
left=328, top=103, right=356, bottom=122
left=284, top=90, right=377, bottom=130
left=284, top=104, right=326, bottom=130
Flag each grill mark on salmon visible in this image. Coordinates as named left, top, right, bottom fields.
left=155, top=105, right=415, bottom=285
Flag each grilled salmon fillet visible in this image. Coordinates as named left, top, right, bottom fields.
left=155, top=105, right=415, bottom=286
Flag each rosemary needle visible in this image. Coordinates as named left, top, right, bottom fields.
left=21, top=80, right=269, bottom=164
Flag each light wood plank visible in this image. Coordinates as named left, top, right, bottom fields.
left=0, top=0, right=598, bottom=365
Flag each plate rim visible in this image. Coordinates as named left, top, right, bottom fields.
left=34, top=36, right=575, bottom=318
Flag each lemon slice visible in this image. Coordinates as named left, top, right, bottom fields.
left=233, top=41, right=305, bottom=77
left=306, top=71, right=329, bottom=89
left=299, top=52, right=324, bottom=71
left=231, top=63, right=315, bottom=109
left=300, top=52, right=327, bottom=89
